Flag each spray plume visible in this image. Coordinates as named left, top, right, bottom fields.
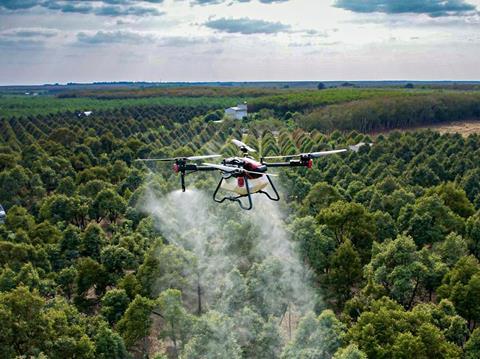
left=143, top=187, right=321, bottom=354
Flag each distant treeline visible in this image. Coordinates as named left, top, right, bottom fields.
left=247, top=88, right=426, bottom=113
left=297, top=93, right=480, bottom=133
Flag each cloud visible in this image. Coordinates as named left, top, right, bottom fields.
left=76, top=30, right=155, bottom=44
left=157, top=35, right=217, bottom=47
left=205, top=17, right=290, bottom=34
left=0, top=0, right=165, bottom=16
left=189, top=0, right=288, bottom=5
left=76, top=30, right=221, bottom=48
left=335, top=0, right=477, bottom=17
left=0, top=38, right=45, bottom=49
left=94, top=5, right=164, bottom=16
left=0, top=28, right=59, bottom=38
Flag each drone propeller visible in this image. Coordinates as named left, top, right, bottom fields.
left=262, top=149, right=347, bottom=160
left=203, top=163, right=278, bottom=177
left=232, top=139, right=256, bottom=153
left=349, top=142, right=373, bottom=152
left=136, top=154, right=221, bottom=162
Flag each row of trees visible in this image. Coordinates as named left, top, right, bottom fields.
left=298, top=93, right=480, bottom=133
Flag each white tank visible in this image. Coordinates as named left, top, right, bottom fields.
left=220, top=175, right=269, bottom=196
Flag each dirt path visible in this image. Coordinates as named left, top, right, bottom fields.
left=373, top=119, right=480, bottom=137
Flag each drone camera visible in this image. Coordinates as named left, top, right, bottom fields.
left=307, top=159, right=313, bottom=169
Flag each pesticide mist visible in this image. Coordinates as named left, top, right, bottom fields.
left=143, top=188, right=322, bottom=357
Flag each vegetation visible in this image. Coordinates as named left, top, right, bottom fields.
left=0, top=95, right=244, bottom=118
left=2, top=88, right=480, bottom=357
left=298, top=92, right=480, bottom=133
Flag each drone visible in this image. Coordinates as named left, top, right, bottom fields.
left=137, top=139, right=370, bottom=210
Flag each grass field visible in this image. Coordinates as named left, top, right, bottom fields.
left=377, top=119, right=480, bottom=136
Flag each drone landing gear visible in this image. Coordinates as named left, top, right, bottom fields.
left=213, top=175, right=280, bottom=210
left=213, top=176, right=253, bottom=211
left=257, top=175, right=280, bottom=202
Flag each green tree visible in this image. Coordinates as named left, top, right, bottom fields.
left=347, top=297, right=462, bottom=358
left=57, top=266, right=77, bottom=300
left=117, top=295, right=155, bottom=350
left=367, top=235, right=429, bottom=308
left=90, top=189, right=126, bottom=223
left=282, top=310, right=345, bottom=359
left=75, top=257, right=107, bottom=297
left=4, top=205, right=35, bottom=232
left=101, top=289, right=130, bottom=325
left=181, top=311, right=241, bottom=359
left=101, top=245, right=135, bottom=277
left=137, top=243, right=195, bottom=298
left=157, top=289, right=194, bottom=356
left=39, top=193, right=75, bottom=224
left=333, top=344, right=367, bottom=359
left=327, top=240, right=363, bottom=307
left=465, top=328, right=480, bottom=359
left=317, top=201, right=376, bottom=261
left=434, top=232, right=468, bottom=267
left=466, top=213, right=480, bottom=259
left=292, top=217, right=336, bottom=275
left=81, top=223, right=106, bottom=260
left=398, top=195, right=464, bottom=246
left=302, top=182, right=342, bottom=216
left=428, top=182, right=475, bottom=218
left=438, top=255, right=480, bottom=328
left=94, top=324, right=129, bottom=359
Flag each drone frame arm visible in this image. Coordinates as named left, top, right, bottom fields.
left=179, top=165, right=218, bottom=192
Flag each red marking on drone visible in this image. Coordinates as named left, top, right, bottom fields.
left=237, top=177, right=245, bottom=187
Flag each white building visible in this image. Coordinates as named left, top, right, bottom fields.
left=225, top=102, right=248, bottom=120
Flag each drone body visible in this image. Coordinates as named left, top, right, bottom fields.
left=137, top=139, right=370, bottom=210
left=218, top=157, right=269, bottom=196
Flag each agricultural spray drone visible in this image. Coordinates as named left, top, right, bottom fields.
left=136, top=139, right=370, bottom=210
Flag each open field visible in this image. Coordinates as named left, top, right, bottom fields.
left=415, top=119, right=480, bottom=136
left=374, top=119, right=480, bottom=136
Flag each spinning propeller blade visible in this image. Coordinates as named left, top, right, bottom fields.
left=232, top=139, right=256, bottom=153
left=262, top=149, right=347, bottom=160
left=309, top=149, right=348, bottom=158
left=349, top=142, right=373, bottom=152
left=203, top=163, right=237, bottom=172
left=187, top=154, right=222, bottom=161
left=136, top=154, right=221, bottom=162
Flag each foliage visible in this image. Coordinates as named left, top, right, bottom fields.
left=1, top=90, right=480, bottom=358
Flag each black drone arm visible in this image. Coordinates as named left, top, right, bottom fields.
left=194, top=165, right=219, bottom=172
left=181, top=164, right=218, bottom=172
left=176, top=164, right=218, bottom=192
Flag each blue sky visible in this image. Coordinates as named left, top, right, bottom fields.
left=1, top=0, right=479, bottom=84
